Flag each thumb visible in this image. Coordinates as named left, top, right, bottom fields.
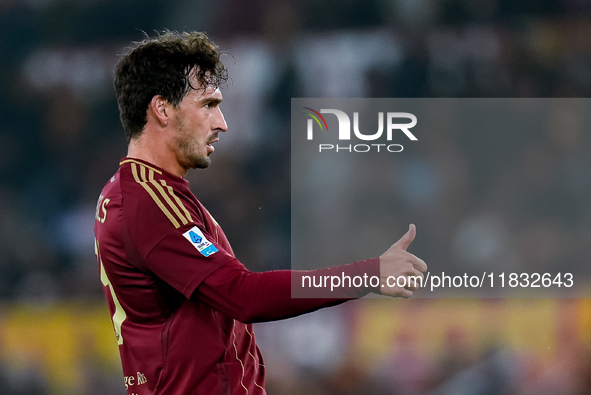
left=393, top=224, right=416, bottom=251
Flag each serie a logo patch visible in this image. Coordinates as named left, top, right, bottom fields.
left=182, top=226, right=219, bottom=257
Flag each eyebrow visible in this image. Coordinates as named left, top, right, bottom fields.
left=204, top=97, right=223, bottom=104
left=197, top=92, right=223, bottom=104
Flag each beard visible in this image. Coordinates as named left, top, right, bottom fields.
left=174, top=115, right=211, bottom=169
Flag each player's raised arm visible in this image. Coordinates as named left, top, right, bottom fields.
left=193, top=225, right=427, bottom=324
left=379, top=224, right=428, bottom=298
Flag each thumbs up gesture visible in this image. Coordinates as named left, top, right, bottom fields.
left=379, top=224, right=428, bottom=298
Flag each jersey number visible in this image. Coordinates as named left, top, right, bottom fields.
left=96, top=238, right=127, bottom=345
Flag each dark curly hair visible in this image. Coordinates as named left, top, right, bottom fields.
left=114, top=31, right=228, bottom=141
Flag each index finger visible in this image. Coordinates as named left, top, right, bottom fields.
left=411, top=254, right=428, bottom=273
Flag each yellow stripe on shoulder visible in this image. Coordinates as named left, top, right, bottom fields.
left=120, top=159, right=162, bottom=175
left=130, top=162, right=181, bottom=228
left=126, top=161, right=194, bottom=230
left=146, top=169, right=189, bottom=226
left=159, top=180, right=193, bottom=223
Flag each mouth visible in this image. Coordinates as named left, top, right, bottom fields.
left=206, top=138, right=219, bottom=153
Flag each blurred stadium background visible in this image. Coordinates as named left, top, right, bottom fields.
left=2, top=0, right=591, bottom=393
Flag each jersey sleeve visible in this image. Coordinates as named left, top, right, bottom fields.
left=144, top=224, right=236, bottom=299
left=194, top=257, right=381, bottom=324
left=143, top=218, right=381, bottom=323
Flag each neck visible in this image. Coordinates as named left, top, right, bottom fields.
left=127, top=136, right=187, bottom=178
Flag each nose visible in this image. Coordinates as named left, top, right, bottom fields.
left=214, top=107, right=228, bottom=133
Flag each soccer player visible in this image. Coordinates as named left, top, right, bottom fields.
left=94, top=31, right=427, bottom=394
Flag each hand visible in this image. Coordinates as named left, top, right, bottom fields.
left=379, top=224, right=428, bottom=298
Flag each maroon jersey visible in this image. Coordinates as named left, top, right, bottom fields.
left=94, top=158, right=379, bottom=394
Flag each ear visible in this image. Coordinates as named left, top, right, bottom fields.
left=148, top=95, right=171, bottom=126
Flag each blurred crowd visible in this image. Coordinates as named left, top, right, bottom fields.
left=256, top=299, right=591, bottom=395
left=1, top=0, right=591, bottom=393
